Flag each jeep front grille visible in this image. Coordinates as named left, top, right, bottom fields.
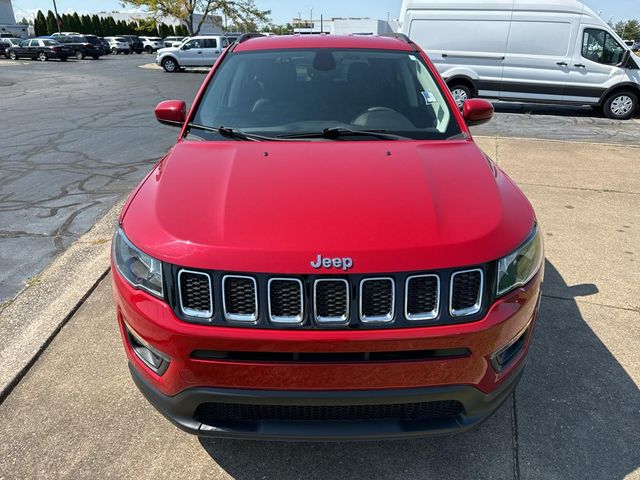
left=223, top=275, right=258, bottom=322
left=450, top=269, right=483, bottom=317
left=173, top=266, right=486, bottom=328
left=359, top=278, right=394, bottom=323
left=178, top=270, right=213, bottom=318
left=405, top=274, right=439, bottom=320
left=314, top=279, right=349, bottom=324
left=268, top=278, right=304, bottom=324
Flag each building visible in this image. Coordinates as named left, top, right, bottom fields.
left=0, top=0, right=29, bottom=38
left=293, top=17, right=394, bottom=36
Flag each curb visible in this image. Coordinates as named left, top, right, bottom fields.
left=0, top=200, right=124, bottom=404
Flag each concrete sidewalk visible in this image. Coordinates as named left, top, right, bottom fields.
left=0, top=137, right=638, bottom=479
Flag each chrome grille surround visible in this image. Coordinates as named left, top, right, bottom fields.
left=222, top=275, right=258, bottom=323
left=313, top=279, right=350, bottom=325
left=359, top=277, right=395, bottom=323
left=404, top=274, right=440, bottom=321
left=449, top=269, right=484, bottom=317
left=177, top=269, right=213, bottom=319
left=268, top=278, right=304, bottom=325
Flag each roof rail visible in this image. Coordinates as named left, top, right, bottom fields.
left=236, top=32, right=265, bottom=44
left=380, top=32, right=418, bottom=50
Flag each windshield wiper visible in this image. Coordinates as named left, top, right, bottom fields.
left=187, top=124, right=275, bottom=142
left=277, top=127, right=408, bottom=141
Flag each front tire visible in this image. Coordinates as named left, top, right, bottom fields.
left=75, top=50, right=84, bottom=60
left=449, top=83, right=473, bottom=109
left=603, top=91, right=638, bottom=120
left=92, top=55, right=99, bottom=60
left=9, top=51, right=18, bottom=60
left=162, top=57, right=178, bottom=72
left=145, top=46, right=153, bottom=54
left=111, top=47, right=117, bottom=55
left=37, top=51, right=47, bottom=62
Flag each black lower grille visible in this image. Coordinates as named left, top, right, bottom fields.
left=194, top=400, right=464, bottom=423
left=451, top=270, right=482, bottom=314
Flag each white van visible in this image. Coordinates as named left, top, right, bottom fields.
left=399, top=0, right=640, bottom=119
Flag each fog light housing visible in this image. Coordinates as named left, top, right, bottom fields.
left=491, top=325, right=531, bottom=373
left=124, top=322, right=170, bottom=375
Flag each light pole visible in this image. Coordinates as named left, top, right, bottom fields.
left=310, top=8, right=313, bottom=28
left=52, top=0, right=61, bottom=34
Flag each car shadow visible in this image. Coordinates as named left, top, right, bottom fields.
left=198, top=260, right=639, bottom=480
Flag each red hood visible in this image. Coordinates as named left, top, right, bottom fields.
left=122, top=139, right=534, bottom=273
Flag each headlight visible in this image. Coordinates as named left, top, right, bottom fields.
left=113, top=228, right=164, bottom=298
left=496, top=226, right=543, bottom=296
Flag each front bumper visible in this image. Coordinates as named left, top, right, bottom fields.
left=130, top=359, right=525, bottom=441
left=113, top=264, right=541, bottom=439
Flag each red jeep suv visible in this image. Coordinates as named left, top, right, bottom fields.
left=112, top=34, right=543, bottom=440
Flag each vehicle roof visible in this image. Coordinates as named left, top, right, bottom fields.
left=234, top=34, right=414, bottom=52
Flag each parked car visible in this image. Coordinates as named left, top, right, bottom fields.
left=0, top=37, right=21, bottom=58
left=104, top=36, right=131, bottom=55
left=400, top=0, right=640, bottom=119
left=56, top=34, right=103, bottom=60
left=121, top=35, right=144, bottom=54
left=156, top=35, right=229, bottom=72
left=113, top=34, right=543, bottom=441
left=98, top=37, right=111, bottom=55
left=6, top=38, right=72, bottom=61
left=162, top=36, right=185, bottom=48
left=632, top=42, right=640, bottom=53
left=139, top=36, right=164, bottom=53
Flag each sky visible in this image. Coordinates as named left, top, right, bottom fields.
left=10, top=0, right=638, bottom=25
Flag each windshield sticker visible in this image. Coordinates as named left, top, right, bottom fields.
left=421, top=91, right=437, bottom=104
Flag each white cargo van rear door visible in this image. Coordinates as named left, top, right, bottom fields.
left=566, top=25, right=626, bottom=104
left=500, top=13, right=576, bottom=102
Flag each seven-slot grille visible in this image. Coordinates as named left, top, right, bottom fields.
left=223, top=275, right=258, bottom=322
left=176, top=268, right=484, bottom=326
left=360, top=278, right=394, bottom=323
left=268, top=278, right=304, bottom=324
left=178, top=270, right=213, bottom=318
left=314, top=279, right=349, bottom=324
left=450, top=269, right=484, bottom=316
left=405, top=274, right=440, bottom=320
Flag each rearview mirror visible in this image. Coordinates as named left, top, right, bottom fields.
left=154, top=100, right=186, bottom=127
left=463, top=99, right=494, bottom=126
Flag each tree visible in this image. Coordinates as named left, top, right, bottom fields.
left=122, top=0, right=270, bottom=36
left=613, top=20, right=640, bottom=41
left=72, top=12, right=82, bottom=32
left=34, top=10, right=47, bottom=36
left=46, top=10, right=59, bottom=35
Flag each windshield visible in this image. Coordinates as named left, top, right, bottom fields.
left=191, top=48, right=461, bottom=140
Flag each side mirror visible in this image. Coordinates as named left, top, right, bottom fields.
left=463, top=99, right=494, bottom=126
left=617, top=50, right=630, bottom=68
left=154, top=100, right=186, bottom=127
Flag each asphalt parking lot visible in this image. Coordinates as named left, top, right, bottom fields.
left=0, top=53, right=639, bottom=480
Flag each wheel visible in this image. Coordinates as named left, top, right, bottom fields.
left=92, top=55, right=99, bottom=60
left=136, top=50, right=143, bottom=54
left=603, top=91, right=638, bottom=120
left=124, top=50, right=130, bottom=55
left=75, top=50, right=84, bottom=60
left=449, top=83, right=473, bottom=109
left=162, top=57, right=178, bottom=72
left=145, top=46, right=153, bottom=54
left=37, top=51, right=47, bottom=62
left=9, top=50, right=17, bottom=60
left=111, top=47, right=117, bottom=55
left=60, top=56, right=67, bottom=62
